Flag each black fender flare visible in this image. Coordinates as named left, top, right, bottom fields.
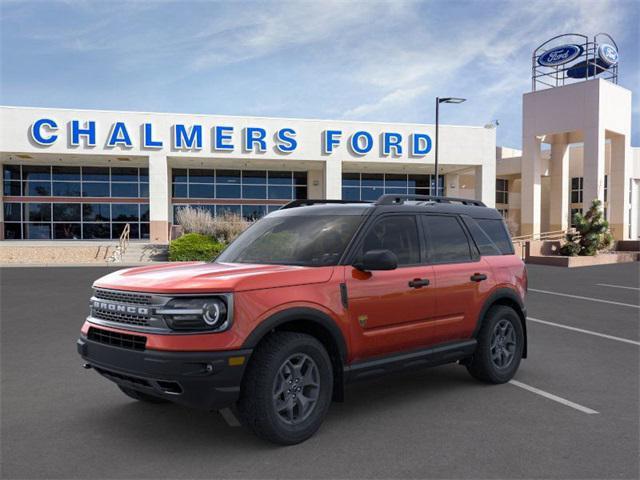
left=474, top=288, right=528, bottom=358
left=242, top=307, right=348, bottom=363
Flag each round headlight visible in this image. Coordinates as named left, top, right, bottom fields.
left=203, top=302, right=221, bottom=326
left=159, top=296, right=230, bottom=331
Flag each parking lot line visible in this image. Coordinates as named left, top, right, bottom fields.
left=529, top=288, right=640, bottom=309
left=596, top=283, right=640, bottom=291
left=528, top=317, right=640, bottom=346
left=509, top=380, right=599, bottom=415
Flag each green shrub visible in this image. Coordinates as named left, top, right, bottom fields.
left=560, top=199, right=613, bottom=256
left=169, top=233, right=226, bottom=262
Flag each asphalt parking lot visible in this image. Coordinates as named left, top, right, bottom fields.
left=1, top=263, right=639, bottom=479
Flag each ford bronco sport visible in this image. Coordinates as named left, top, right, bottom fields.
left=78, top=194, right=527, bottom=445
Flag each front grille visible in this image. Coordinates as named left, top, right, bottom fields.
left=92, top=309, right=150, bottom=326
left=94, top=289, right=152, bottom=305
left=88, top=327, right=147, bottom=351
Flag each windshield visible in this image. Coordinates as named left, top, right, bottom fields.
left=216, top=214, right=363, bottom=266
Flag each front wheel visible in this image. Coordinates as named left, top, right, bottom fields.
left=466, top=305, right=524, bottom=384
left=237, top=332, right=333, bottom=445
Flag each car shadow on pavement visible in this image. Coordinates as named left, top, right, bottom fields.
left=79, top=363, right=484, bottom=451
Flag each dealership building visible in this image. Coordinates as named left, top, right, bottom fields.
left=0, top=107, right=497, bottom=244
left=0, top=34, right=638, bottom=247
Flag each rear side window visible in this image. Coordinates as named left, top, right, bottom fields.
left=463, top=218, right=502, bottom=256
left=476, top=219, right=514, bottom=255
left=359, top=215, right=420, bottom=266
left=422, top=215, right=472, bottom=264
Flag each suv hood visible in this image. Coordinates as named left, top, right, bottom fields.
left=94, top=262, right=336, bottom=294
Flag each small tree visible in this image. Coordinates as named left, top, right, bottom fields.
left=560, top=199, right=613, bottom=256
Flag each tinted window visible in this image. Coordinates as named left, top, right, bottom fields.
left=111, top=182, right=139, bottom=198
left=463, top=217, right=501, bottom=256
left=83, top=203, right=110, bottom=221
left=52, top=166, right=80, bottom=181
left=82, top=182, right=109, bottom=197
left=268, top=171, right=292, bottom=185
left=26, top=181, right=51, bottom=196
left=53, top=182, right=81, bottom=197
left=53, top=203, right=81, bottom=221
left=218, top=215, right=362, bottom=266
left=82, top=167, right=109, bottom=182
left=3, top=165, right=21, bottom=181
left=422, top=215, right=471, bottom=263
left=477, top=219, right=514, bottom=255
left=112, top=204, right=139, bottom=221
left=23, top=165, right=50, bottom=181
left=360, top=215, right=420, bottom=266
left=3, top=181, right=21, bottom=196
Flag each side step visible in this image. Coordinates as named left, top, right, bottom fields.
left=344, top=339, right=477, bottom=382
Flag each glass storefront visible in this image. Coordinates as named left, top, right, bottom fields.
left=342, top=173, right=445, bottom=201
left=2, top=164, right=149, bottom=239
left=172, top=168, right=308, bottom=221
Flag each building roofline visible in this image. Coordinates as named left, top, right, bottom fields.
left=0, top=104, right=490, bottom=130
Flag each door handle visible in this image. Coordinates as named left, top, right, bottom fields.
left=470, top=273, right=487, bottom=282
left=408, top=278, right=430, bottom=288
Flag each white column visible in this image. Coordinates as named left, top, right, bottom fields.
left=474, top=163, right=495, bottom=207
left=609, top=134, right=631, bottom=240
left=307, top=169, right=324, bottom=198
left=445, top=173, right=460, bottom=197
left=148, top=153, right=170, bottom=244
left=324, top=159, right=342, bottom=200
left=582, top=126, right=606, bottom=212
left=549, top=134, right=570, bottom=232
left=521, top=135, right=543, bottom=237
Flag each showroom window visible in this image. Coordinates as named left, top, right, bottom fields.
left=3, top=164, right=149, bottom=240
left=341, top=173, right=444, bottom=201
left=3, top=164, right=149, bottom=198
left=171, top=168, right=307, bottom=221
left=570, top=177, right=583, bottom=203
left=3, top=202, right=149, bottom=240
left=496, top=178, right=508, bottom=204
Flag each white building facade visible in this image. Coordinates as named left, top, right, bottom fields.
left=0, top=106, right=496, bottom=243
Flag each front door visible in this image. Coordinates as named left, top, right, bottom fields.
left=346, top=215, right=436, bottom=359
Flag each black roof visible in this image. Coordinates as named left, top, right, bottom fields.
left=273, top=196, right=503, bottom=220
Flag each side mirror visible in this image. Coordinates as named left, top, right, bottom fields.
left=353, top=249, right=398, bottom=271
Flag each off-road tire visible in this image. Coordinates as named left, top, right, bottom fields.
left=237, top=331, right=333, bottom=445
left=118, top=385, right=168, bottom=404
left=466, top=305, right=524, bottom=384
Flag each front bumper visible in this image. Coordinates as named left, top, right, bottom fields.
left=77, top=335, right=252, bottom=410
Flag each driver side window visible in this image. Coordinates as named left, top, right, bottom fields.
left=360, top=215, right=420, bottom=266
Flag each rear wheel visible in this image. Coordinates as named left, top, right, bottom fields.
left=466, top=305, right=523, bottom=384
left=118, top=385, right=168, bottom=404
left=238, top=331, right=333, bottom=445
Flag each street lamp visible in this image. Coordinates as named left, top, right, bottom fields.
left=435, top=97, right=466, bottom=196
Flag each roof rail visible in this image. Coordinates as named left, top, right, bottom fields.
left=375, top=194, right=486, bottom=207
left=281, top=199, right=372, bottom=209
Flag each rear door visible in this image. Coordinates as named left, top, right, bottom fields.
left=421, top=214, right=493, bottom=343
left=345, top=214, right=437, bottom=359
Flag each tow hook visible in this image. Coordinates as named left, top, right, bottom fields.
left=82, top=363, right=92, bottom=370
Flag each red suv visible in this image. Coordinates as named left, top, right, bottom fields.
left=78, top=194, right=527, bottom=444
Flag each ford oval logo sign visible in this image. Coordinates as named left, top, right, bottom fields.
left=538, top=44, right=583, bottom=67
left=598, top=44, right=618, bottom=66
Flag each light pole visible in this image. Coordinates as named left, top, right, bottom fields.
left=435, top=97, right=466, bottom=196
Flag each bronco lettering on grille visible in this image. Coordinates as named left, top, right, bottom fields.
left=91, top=300, right=149, bottom=316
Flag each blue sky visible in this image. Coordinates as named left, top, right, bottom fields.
left=1, top=0, right=638, bottom=148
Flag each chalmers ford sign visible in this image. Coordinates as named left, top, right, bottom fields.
left=29, top=118, right=434, bottom=157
